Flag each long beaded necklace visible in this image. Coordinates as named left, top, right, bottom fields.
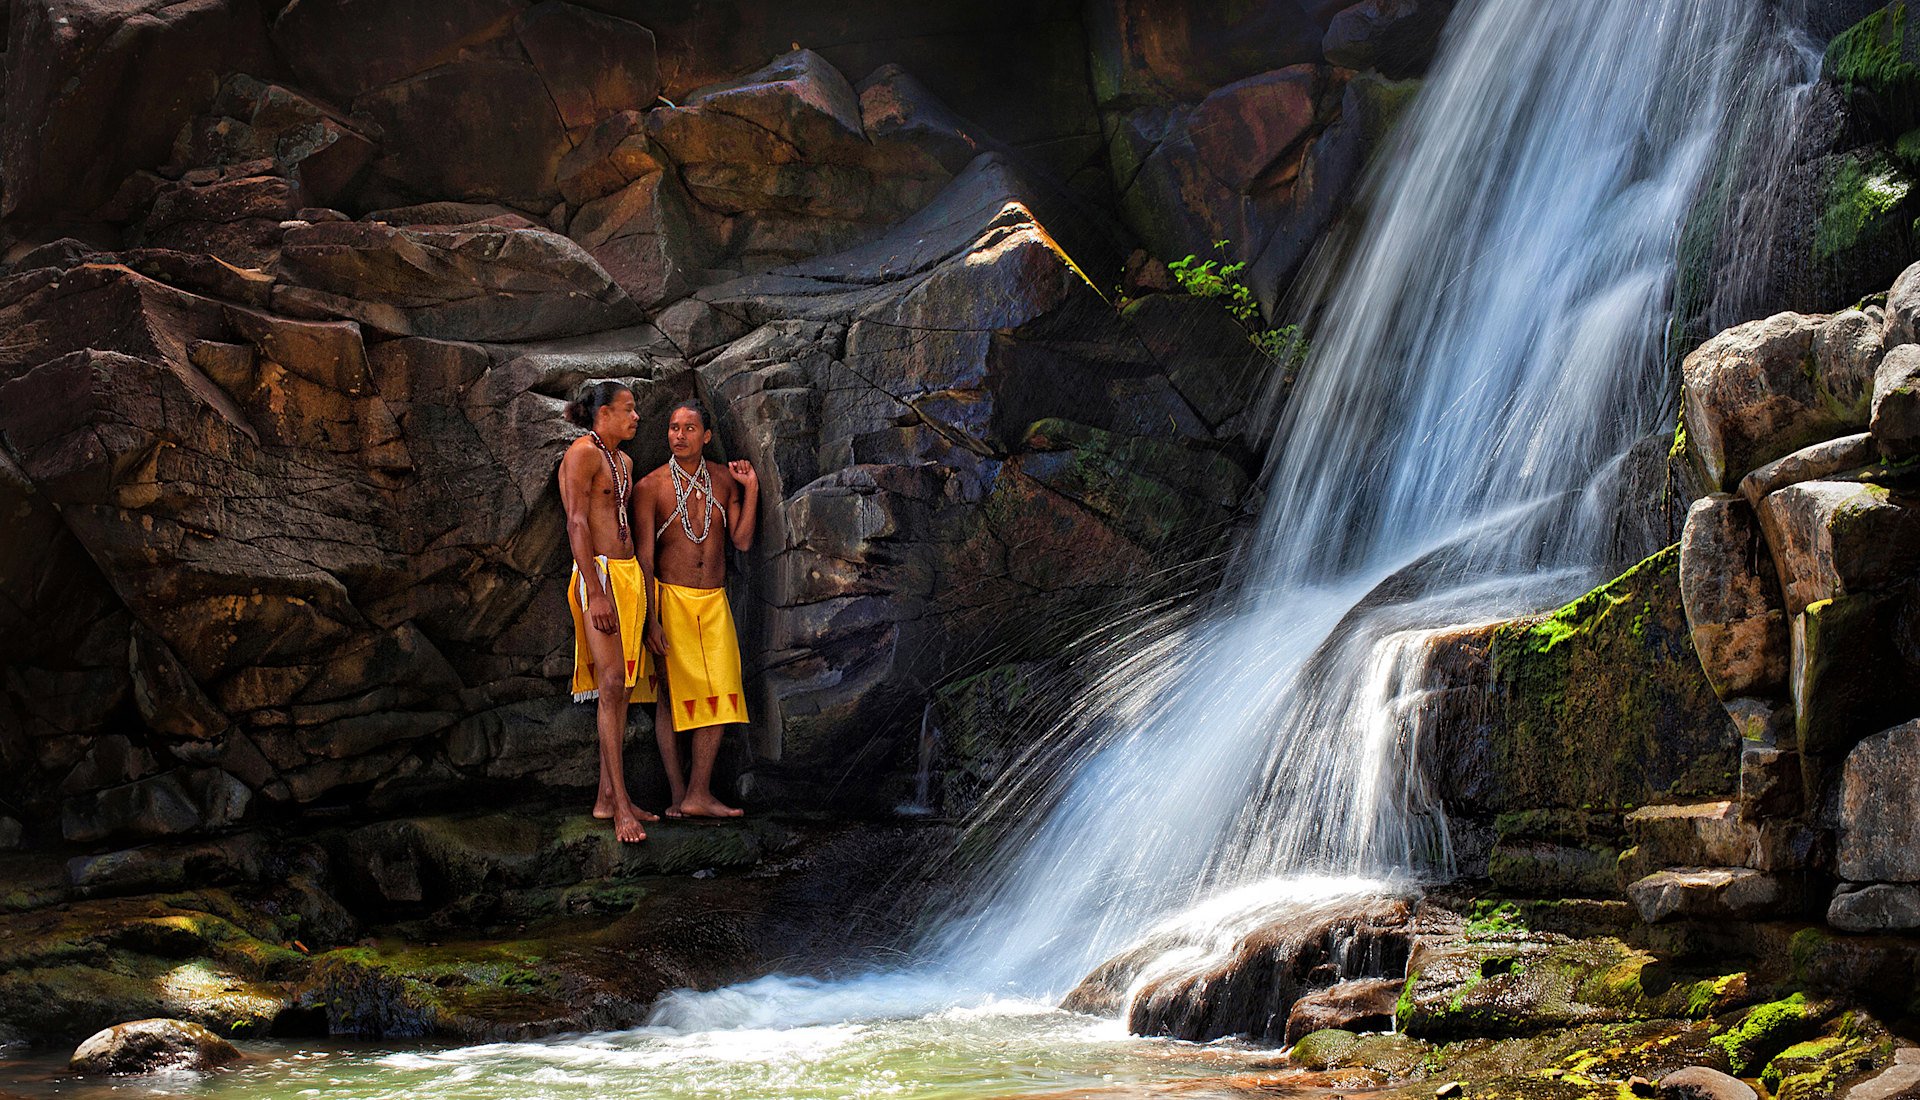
left=586, top=430, right=631, bottom=546
left=658, top=455, right=724, bottom=543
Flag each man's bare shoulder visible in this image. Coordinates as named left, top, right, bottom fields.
left=558, top=436, right=596, bottom=475
left=638, top=462, right=672, bottom=489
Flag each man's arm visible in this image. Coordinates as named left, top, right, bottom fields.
left=727, top=459, right=759, bottom=552
left=635, top=471, right=667, bottom=656
left=559, top=444, right=616, bottom=634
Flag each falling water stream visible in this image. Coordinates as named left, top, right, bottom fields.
left=11, top=1, right=1819, bottom=1096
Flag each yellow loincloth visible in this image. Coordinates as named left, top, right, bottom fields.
left=568, top=556, right=656, bottom=704
left=656, top=580, right=749, bottom=731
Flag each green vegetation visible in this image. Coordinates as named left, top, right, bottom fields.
left=1465, top=900, right=1525, bottom=939
left=1710, top=993, right=1820, bottom=1075
left=1826, top=2, right=1920, bottom=124
left=1167, top=241, right=1309, bottom=374
left=1815, top=153, right=1914, bottom=262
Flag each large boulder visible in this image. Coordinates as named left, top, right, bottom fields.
left=1681, top=311, right=1879, bottom=492
left=70, top=1017, right=241, bottom=1075
left=1753, top=481, right=1920, bottom=617
left=1425, top=546, right=1736, bottom=819
left=685, top=155, right=1259, bottom=806
left=1678, top=495, right=1789, bottom=699
left=1870, top=343, right=1920, bottom=460
left=1835, top=719, right=1920, bottom=882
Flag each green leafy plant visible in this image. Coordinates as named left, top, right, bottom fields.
left=1167, top=240, right=1309, bottom=375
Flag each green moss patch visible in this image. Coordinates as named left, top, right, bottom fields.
left=1471, top=547, right=1735, bottom=814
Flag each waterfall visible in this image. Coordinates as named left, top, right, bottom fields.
left=925, top=0, right=1816, bottom=998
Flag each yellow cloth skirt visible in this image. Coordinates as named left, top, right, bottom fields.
left=656, top=580, right=748, bottom=731
left=568, top=556, right=656, bottom=703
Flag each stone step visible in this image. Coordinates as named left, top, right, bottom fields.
left=1626, top=867, right=1809, bottom=924
left=1618, top=801, right=1820, bottom=883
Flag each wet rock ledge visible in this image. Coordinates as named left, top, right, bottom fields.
left=0, top=810, right=948, bottom=1048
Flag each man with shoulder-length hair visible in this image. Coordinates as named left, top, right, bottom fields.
left=558, top=379, right=656, bottom=843
left=635, top=398, right=758, bottom=818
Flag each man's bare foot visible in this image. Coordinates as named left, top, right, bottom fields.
left=674, top=794, right=744, bottom=819
left=594, top=796, right=657, bottom=822
left=614, top=809, right=647, bottom=843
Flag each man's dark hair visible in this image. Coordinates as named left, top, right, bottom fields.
left=671, top=397, right=711, bottom=430
left=565, top=380, right=632, bottom=429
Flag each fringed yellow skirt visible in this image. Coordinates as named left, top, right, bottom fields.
left=567, top=556, right=656, bottom=703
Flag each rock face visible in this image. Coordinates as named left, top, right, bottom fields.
left=70, top=1018, right=241, bottom=1075
left=6, top=0, right=1370, bottom=833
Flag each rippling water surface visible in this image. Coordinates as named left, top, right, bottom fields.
left=3, top=996, right=1308, bottom=1100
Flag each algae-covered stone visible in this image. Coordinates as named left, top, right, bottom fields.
left=1291, top=1026, right=1432, bottom=1075
left=1710, top=993, right=1827, bottom=1076
left=1396, top=933, right=1711, bottom=1040
left=1427, top=546, right=1736, bottom=817
left=1825, top=2, right=1920, bottom=133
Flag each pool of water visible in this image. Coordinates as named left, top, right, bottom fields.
left=0, top=997, right=1325, bottom=1100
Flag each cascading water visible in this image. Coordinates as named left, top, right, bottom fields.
left=926, top=0, right=1817, bottom=999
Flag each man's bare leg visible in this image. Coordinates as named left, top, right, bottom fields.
left=585, top=622, right=652, bottom=841
left=677, top=725, right=743, bottom=818
left=655, top=671, right=689, bottom=815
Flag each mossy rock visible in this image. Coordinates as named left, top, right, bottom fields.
left=1291, top=1027, right=1431, bottom=1075
left=931, top=660, right=1060, bottom=815
left=1757, top=1010, right=1899, bottom=1099
left=1431, top=547, right=1736, bottom=817
left=1827, top=2, right=1920, bottom=134
left=1709, top=992, right=1829, bottom=1075
left=1397, top=930, right=1750, bottom=1043
left=1017, top=418, right=1251, bottom=554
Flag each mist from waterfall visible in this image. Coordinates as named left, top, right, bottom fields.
left=921, top=0, right=1818, bottom=998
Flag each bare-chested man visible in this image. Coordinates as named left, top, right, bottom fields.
left=635, top=399, right=758, bottom=819
left=558, top=380, right=656, bottom=843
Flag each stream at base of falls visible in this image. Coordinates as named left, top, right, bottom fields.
left=0, top=996, right=1337, bottom=1100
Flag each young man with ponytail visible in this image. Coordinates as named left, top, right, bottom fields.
left=558, top=380, right=655, bottom=843
left=635, top=399, right=758, bottom=819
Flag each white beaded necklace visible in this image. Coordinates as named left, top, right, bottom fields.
left=658, top=455, right=725, bottom=543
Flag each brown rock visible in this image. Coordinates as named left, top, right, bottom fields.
left=857, top=64, right=988, bottom=174
left=1284, top=978, right=1403, bottom=1043
left=1679, top=495, right=1788, bottom=698
left=354, top=59, right=571, bottom=206
left=2, top=0, right=276, bottom=219
left=1837, top=720, right=1920, bottom=883
left=556, top=112, right=662, bottom=207
left=1755, top=481, right=1920, bottom=616
left=1871, top=343, right=1920, bottom=461
left=273, top=220, right=643, bottom=341
left=514, top=2, right=661, bottom=132
left=1084, top=0, right=1329, bottom=110
left=171, top=74, right=377, bottom=208
left=1882, top=259, right=1920, bottom=347
left=270, top=0, right=523, bottom=103
left=70, top=1018, right=241, bottom=1075
left=1658, top=1066, right=1758, bottom=1100
left=1682, top=312, right=1875, bottom=491
left=569, top=172, right=711, bottom=309
left=1737, top=432, right=1878, bottom=508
